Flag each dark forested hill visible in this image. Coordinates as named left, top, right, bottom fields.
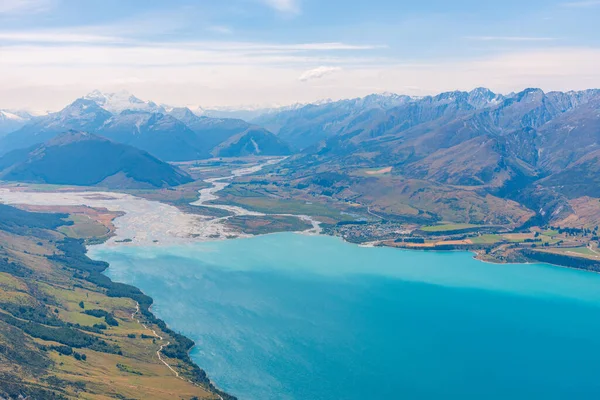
left=0, top=131, right=192, bottom=188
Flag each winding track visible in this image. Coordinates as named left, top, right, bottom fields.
left=130, top=303, right=225, bottom=400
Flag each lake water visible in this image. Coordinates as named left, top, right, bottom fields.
left=90, top=233, right=600, bottom=400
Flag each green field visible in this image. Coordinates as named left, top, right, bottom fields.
left=216, top=185, right=354, bottom=222
left=58, top=214, right=110, bottom=239
left=421, top=223, right=479, bottom=232
left=471, top=234, right=503, bottom=244
left=226, top=215, right=313, bottom=235
left=543, top=246, right=600, bottom=259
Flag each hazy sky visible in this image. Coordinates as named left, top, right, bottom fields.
left=0, top=0, right=599, bottom=111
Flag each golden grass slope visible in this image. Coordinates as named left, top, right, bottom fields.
left=0, top=208, right=223, bottom=400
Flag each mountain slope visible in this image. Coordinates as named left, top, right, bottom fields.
left=96, top=110, right=208, bottom=161
left=0, top=131, right=192, bottom=188
left=0, top=99, right=112, bottom=155
left=252, top=93, right=412, bottom=150
left=0, top=110, right=32, bottom=136
left=0, top=96, right=291, bottom=161
left=84, top=90, right=165, bottom=114
left=168, top=107, right=290, bottom=157
left=260, top=88, right=600, bottom=227
left=211, top=128, right=291, bottom=157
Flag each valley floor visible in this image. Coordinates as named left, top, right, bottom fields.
left=1, top=156, right=600, bottom=273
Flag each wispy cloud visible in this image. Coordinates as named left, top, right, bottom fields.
left=262, top=0, right=300, bottom=15
left=172, top=42, right=384, bottom=51
left=299, top=66, right=342, bottom=82
left=561, top=0, right=600, bottom=7
left=0, top=31, right=123, bottom=43
left=206, top=25, right=234, bottom=35
left=2, top=47, right=600, bottom=112
left=465, top=36, right=556, bottom=42
left=0, top=0, right=54, bottom=14
left=0, top=30, right=384, bottom=54
left=0, top=40, right=384, bottom=69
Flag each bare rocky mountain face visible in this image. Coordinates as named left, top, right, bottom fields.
left=254, top=88, right=600, bottom=227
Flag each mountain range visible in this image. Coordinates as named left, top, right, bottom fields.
left=0, top=131, right=192, bottom=188
left=0, top=92, right=291, bottom=161
left=251, top=87, right=600, bottom=227
left=0, top=110, right=34, bottom=136
left=1, top=87, right=599, bottom=228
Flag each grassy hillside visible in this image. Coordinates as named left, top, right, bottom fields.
left=0, top=204, right=233, bottom=400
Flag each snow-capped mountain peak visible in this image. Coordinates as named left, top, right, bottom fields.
left=83, top=90, right=164, bottom=114
left=0, top=109, right=35, bottom=136
left=0, top=110, right=26, bottom=122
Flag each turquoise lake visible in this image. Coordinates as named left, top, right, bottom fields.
left=90, top=233, right=600, bottom=399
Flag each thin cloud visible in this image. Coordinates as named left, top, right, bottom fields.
left=0, top=31, right=383, bottom=53
left=206, top=25, right=234, bottom=35
left=2, top=47, right=600, bottom=111
left=0, top=0, right=54, bottom=14
left=0, top=31, right=124, bottom=43
left=561, top=0, right=600, bottom=7
left=262, top=0, right=300, bottom=14
left=465, top=36, right=556, bottom=42
left=299, top=66, right=342, bottom=82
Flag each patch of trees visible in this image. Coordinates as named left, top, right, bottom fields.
left=550, top=226, right=594, bottom=236
left=48, top=239, right=154, bottom=310
left=42, top=376, right=86, bottom=391
left=0, top=203, right=71, bottom=235
left=116, top=363, right=143, bottom=375
left=0, top=303, right=63, bottom=327
left=418, top=226, right=501, bottom=237
left=336, top=220, right=368, bottom=226
left=311, top=172, right=347, bottom=188
left=0, top=373, right=68, bottom=400
left=0, top=311, right=119, bottom=354
left=522, top=249, right=600, bottom=272
left=83, top=309, right=119, bottom=326
left=395, top=237, right=425, bottom=244
left=0, top=324, right=52, bottom=374
left=47, top=345, right=72, bottom=356
left=0, top=256, right=30, bottom=277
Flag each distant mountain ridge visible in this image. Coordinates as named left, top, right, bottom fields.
left=253, top=88, right=600, bottom=151
left=0, top=91, right=291, bottom=161
left=1, top=87, right=600, bottom=228
left=0, top=131, right=192, bottom=188
left=83, top=90, right=165, bottom=114
left=258, top=87, right=600, bottom=227
left=0, top=109, right=35, bottom=136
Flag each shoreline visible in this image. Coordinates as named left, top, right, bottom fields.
left=77, top=234, right=235, bottom=400
left=2, top=171, right=598, bottom=274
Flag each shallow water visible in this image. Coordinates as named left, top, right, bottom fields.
left=90, top=233, right=600, bottom=400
